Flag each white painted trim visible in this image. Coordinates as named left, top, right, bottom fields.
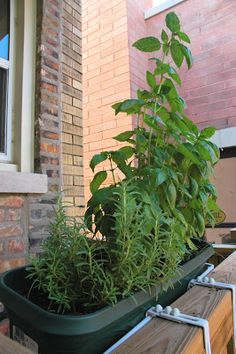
left=0, top=171, right=48, bottom=193
left=20, top=0, right=36, bottom=173
left=0, top=0, right=13, bottom=162
left=0, top=58, right=9, bottom=69
left=145, top=0, right=186, bottom=19
left=211, top=127, right=236, bottom=149
left=0, top=163, right=17, bottom=172
left=0, top=0, right=36, bottom=172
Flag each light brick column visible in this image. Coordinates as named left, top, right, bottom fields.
left=83, top=0, right=133, bottom=203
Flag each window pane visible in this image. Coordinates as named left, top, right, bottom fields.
left=0, top=67, right=8, bottom=153
left=0, top=0, right=10, bottom=60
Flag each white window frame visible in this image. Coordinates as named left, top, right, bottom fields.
left=0, top=1, right=13, bottom=163
left=0, top=0, right=36, bottom=173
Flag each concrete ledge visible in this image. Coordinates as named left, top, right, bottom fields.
left=145, top=0, right=186, bottom=20
left=0, top=172, right=48, bottom=194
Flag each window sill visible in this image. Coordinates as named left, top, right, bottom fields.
left=0, top=171, right=48, bottom=194
left=145, top=0, right=186, bottom=20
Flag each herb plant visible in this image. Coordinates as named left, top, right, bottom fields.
left=86, top=12, right=222, bottom=249
left=27, top=12, right=223, bottom=315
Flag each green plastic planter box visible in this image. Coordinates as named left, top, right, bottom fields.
left=0, top=242, right=213, bottom=354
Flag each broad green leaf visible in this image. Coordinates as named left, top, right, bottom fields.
left=172, top=208, right=187, bottom=226
left=182, top=114, right=199, bottom=137
left=166, top=12, right=180, bottom=33
left=204, top=183, right=217, bottom=197
left=177, top=143, right=201, bottom=165
left=168, top=97, right=185, bottom=113
left=171, top=113, right=190, bottom=136
left=156, top=168, right=168, bottom=186
left=186, top=238, right=196, bottom=250
left=168, top=66, right=182, bottom=85
left=112, top=99, right=145, bottom=115
left=200, top=127, right=216, bottom=139
left=181, top=45, right=193, bottom=69
left=206, top=141, right=220, bottom=162
left=111, top=151, right=126, bottom=165
left=90, top=171, right=107, bottom=194
left=178, top=31, right=191, bottom=43
left=170, top=41, right=184, bottom=68
left=199, top=191, right=208, bottom=205
left=118, top=146, right=134, bottom=160
left=146, top=71, right=156, bottom=89
left=197, top=141, right=219, bottom=164
left=133, top=36, right=161, bottom=52
left=163, top=43, right=169, bottom=54
left=143, top=114, right=160, bottom=131
left=189, top=177, right=198, bottom=197
left=90, top=152, right=108, bottom=172
left=88, top=186, right=118, bottom=208
left=196, top=141, right=212, bottom=161
left=113, top=130, right=134, bottom=142
left=116, top=161, right=133, bottom=178
left=164, top=78, right=178, bottom=97
left=137, top=89, right=152, bottom=100
left=195, top=212, right=205, bottom=236
left=166, top=182, right=177, bottom=209
left=161, top=29, right=169, bottom=43
left=157, top=107, right=170, bottom=124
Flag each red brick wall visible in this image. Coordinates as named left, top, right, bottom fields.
left=0, top=196, right=27, bottom=273
left=83, top=0, right=236, bottom=204
left=146, top=0, right=236, bottom=130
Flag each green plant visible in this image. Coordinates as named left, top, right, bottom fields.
left=27, top=182, right=186, bottom=314
left=27, top=12, right=223, bottom=315
left=86, top=12, right=222, bottom=249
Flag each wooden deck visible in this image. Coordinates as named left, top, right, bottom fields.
left=111, top=251, right=236, bottom=353
left=0, top=332, right=34, bottom=354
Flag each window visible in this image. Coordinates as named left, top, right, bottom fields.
left=205, top=128, right=236, bottom=244
left=0, top=0, right=36, bottom=172
left=0, top=0, right=10, bottom=160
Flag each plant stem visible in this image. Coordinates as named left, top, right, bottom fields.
left=109, top=156, right=116, bottom=184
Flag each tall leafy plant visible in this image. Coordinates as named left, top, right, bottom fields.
left=86, top=12, right=222, bottom=249
left=27, top=12, right=224, bottom=315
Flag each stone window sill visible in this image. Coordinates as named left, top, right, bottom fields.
left=0, top=171, right=48, bottom=194
left=145, top=0, right=186, bottom=20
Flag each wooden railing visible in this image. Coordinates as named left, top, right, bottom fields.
left=111, top=252, right=236, bottom=354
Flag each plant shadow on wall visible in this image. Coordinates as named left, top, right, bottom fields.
left=0, top=11, right=225, bottom=354
left=26, top=12, right=224, bottom=315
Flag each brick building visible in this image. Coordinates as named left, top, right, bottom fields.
left=0, top=0, right=83, bottom=274
left=1, top=0, right=236, bottom=275
left=83, top=0, right=236, bottom=241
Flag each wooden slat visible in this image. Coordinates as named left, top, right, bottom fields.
left=112, top=251, right=236, bottom=354
left=0, top=333, right=34, bottom=354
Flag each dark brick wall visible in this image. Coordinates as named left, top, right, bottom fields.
left=29, top=0, right=63, bottom=254
left=61, top=0, right=84, bottom=217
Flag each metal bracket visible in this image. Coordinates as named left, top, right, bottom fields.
left=189, top=276, right=236, bottom=348
left=146, top=305, right=211, bottom=354
left=104, top=263, right=216, bottom=354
